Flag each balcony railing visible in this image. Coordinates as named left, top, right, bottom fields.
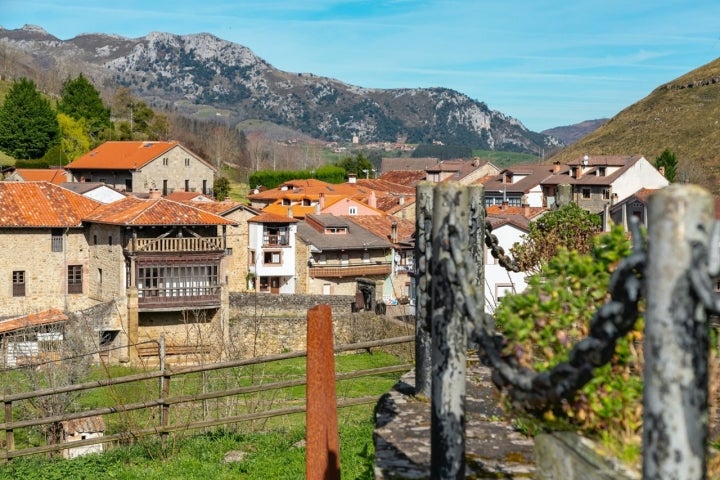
left=126, top=237, right=226, bottom=254
left=263, top=234, right=289, bottom=246
left=137, top=286, right=221, bottom=310
left=309, top=262, right=392, bottom=278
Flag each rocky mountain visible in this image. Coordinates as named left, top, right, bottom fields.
left=541, top=119, right=607, bottom=146
left=548, top=57, right=720, bottom=193
left=0, top=24, right=561, bottom=154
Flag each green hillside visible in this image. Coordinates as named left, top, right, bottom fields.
left=550, top=57, right=720, bottom=193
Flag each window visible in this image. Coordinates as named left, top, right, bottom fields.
left=581, top=188, right=591, bottom=199
left=202, top=180, right=207, bottom=195
left=108, top=236, right=113, bottom=246
left=495, top=284, right=514, bottom=303
left=340, top=254, right=349, bottom=265
left=264, top=251, right=282, bottom=264
left=125, top=179, right=132, bottom=192
left=93, top=234, right=98, bottom=245
left=12, top=270, right=25, bottom=297
left=163, top=157, right=169, bottom=166
left=598, top=167, right=606, bottom=176
left=302, top=198, right=311, bottom=206
left=185, top=158, right=190, bottom=167
left=318, top=254, right=327, bottom=265
left=51, top=229, right=63, bottom=252
left=602, top=188, right=611, bottom=200
left=362, top=252, right=370, bottom=263
left=250, top=250, right=256, bottom=264
left=163, top=179, right=168, bottom=196
left=98, top=178, right=106, bottom=184
left=68, top=265, right=83, bottom=294
left=349, top=206, right=358, bottom=215
left=282, top=198, right=292, bottom=206
left=185, top=179, right=190, bottom=192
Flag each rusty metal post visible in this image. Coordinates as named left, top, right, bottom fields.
left=306, top=304, right=340, bottom=480
left=644, top=184, right=713, bottom=479
left=415, top=182, right=434, bottom=398
left=431, top=183, right=468, bottom=479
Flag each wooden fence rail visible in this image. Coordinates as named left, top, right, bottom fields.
left=1, top=335, right=413, bottom=461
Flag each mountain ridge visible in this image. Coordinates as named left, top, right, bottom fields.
left=0, top=24, right=562, bottom=154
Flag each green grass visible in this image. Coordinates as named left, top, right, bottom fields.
left=0, top=351, right=403, bottom=478
left=472, top=149, right=541, bottom=168
left=0, top=419, right=376, bottom=479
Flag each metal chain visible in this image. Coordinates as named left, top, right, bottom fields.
left=484, top=218, right=521, bottom=273
left=468, top=218, right=646, bottom=411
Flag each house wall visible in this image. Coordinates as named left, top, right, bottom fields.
left=610, top=159, right=669, bottom=202
left=0, top=228, right=95, bottom=316
left=86, top=224, right=127, bottom=334
left=135, top=146, right=216, bottom=195
left=248, top=223, right=297, bottom=278
left=222, top=209, right=253, bottom=293
left=483, top=223, right=530, bottom=314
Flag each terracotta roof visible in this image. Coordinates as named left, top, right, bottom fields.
left=66, top=141, right=215, bottom=172
left=485, top=205, right=546, bottom=219
left=378, top=170, right=427, bottom=186
left=248, top=178, right=366, bottom=202
left=380, top=157, right=439, bottom=172
left=82, top=196, right=236, bottom=226
left=355, top=178, right=416, bottom=196
left=0, top=182, right=102, bottom=227
left=247, top=212, right=299, bottom=223
left=0, top=309, right=68, bottom=334
left=344, top=215, right=415, bottom=245
left=188, top=200, right=254, bottom=216
left=15, top=168, right=68, bottom=184
left=165, top=191, right=213, bottom=202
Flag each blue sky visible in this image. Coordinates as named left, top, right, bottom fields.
left=3, top=1, right=720, bottom=132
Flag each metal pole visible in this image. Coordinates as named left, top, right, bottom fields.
left=644, top=184, right=712, bottom=479
left=430, top=183, right=467, bottom=479
left=415, top=182, right=433, bottom=398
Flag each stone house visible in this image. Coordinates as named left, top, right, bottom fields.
left=4, top=168, right=70, bottom=184
left=540, top=155, right=669, bottom=213
left=65, top=141, right=217, bottom=196
left=82, top=194, right=236, bottom=363
left=295, top=214, right=393, bottom=298
left=61, top=416, right=106, bottom=459
left=481, top=164, right=561, bottom=207
left=0, top=181, right=236, bottom=365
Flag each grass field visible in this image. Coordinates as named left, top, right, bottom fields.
left=0, top=351, right=404, bottom=479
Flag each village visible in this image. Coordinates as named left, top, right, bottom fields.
left=0, top=139, right=671, bottom=368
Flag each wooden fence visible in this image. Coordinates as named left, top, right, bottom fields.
left=1, top=335, right=413, bottom=461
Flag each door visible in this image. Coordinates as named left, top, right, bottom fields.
left=270, top=277, right=280, bottom=294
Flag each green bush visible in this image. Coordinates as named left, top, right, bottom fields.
left=495, top=226, right=643, bottom=444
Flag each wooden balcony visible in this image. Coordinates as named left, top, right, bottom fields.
left=126, top=237, right=226, bottom=254
left=137, top=286, right=221, bottom=311
left=309, top=262, right=391, bottom=278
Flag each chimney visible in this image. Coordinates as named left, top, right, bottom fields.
left=391, top=222, right=398, bottom=244
left=348, top=173, right=357, bottom=184
left=659, top=166, right=666, bottom=177
left=399, top=195, right=405, bottom=205
left=319, top=192, right=325, bottom=210
left=369, top=191, right=377, bottom=208
left=501, top=200, right=508, bottom=210
left=148, top=189, right=161, bottom=199
left=553, top=161, right=561, bottom=174
left=287, top=206, right=293, bottom=218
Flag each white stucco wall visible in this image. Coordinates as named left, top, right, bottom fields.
left=483, top=223, right=530, bottom=314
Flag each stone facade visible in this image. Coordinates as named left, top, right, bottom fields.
left=222, top=207, right=254, bottom=293
left=135, top=145, right=216, bottom=195
left=0, top=227, right=96, bottom=316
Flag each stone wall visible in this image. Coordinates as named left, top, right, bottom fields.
left=229, top=292, right=353, bottom=318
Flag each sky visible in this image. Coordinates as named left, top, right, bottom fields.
left=2, top=1, right=720, bottom=132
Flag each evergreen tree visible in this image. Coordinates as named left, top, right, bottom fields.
left=0, top=78, right=59, bottom=159
left=654, top=148, right=677, bottom=182
left=57, top=74, right=111, bottom=144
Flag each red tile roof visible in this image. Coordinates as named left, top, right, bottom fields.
left=15, top=168, right=68, bottom=184
left=247, top=212, right=299, bottom=223
left=0, top=182, right=101, bottom=227
left=345, top=215, right=415, bottom=245
left=82, top=196, right=236, bottom=226
left=165, top=191, right=213, bottom=202
left=187, top=200, right=253, bottom=216
left=66, top=141, right=215, bottom=171
left=0, top=309, right=68, bottom=334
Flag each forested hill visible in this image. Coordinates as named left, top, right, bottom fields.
left=0, top=24, right=561, bottom=154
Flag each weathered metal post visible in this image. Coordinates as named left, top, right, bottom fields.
left=644, top=184, right=713, bottom=479
left=306, top=304, right=340, bottom=480
left=431, top=183, right=468, bottom=479
left=415, top=182, right=434, bottom=398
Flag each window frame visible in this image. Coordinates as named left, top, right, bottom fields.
left=12, top=270, right=25, bottom=297
left=67, top=265, right=83, bottom=294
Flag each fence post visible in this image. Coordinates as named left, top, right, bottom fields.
left=159, top=336, right=170, bottom=447
left=306, top=304, right=340, bottom=480
left=415, top=182, right=434, bottom=398
left=3, top=390, right=13, bottom=457
left=644, top=184, right=713, bottom=479
left=430, top=183, right=468, bottom=479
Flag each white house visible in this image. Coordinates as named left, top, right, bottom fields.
left=247, top=212, right=299, bottom=294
